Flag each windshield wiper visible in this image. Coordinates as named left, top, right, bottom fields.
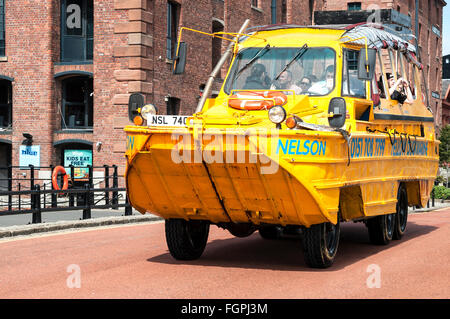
left=274, top=44, right=308, bottom=81
left=235, top=44, right=271, bottom=79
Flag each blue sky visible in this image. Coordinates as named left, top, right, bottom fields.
left=443, top=4, right=450, bottom=56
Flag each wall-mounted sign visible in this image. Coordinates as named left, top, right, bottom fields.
left=64, top=149, right=92, bottom=180
left=19, top=145, right=40, bottom=168
left=432, top=25, right=441, bottom=38
left=431, top=91, right=440, bottom=99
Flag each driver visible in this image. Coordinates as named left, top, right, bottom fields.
left=270, top=70, right=301, bottom=95
left=243, top=63, right=271, bottom=90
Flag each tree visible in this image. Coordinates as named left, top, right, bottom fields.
left=439, top=125, right=450, bottom=165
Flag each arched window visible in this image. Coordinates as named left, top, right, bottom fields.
left=0, top=78, right=12, bottom=128
left=212, top=19, right=224, bottom=74
left=61, top=76, right=93, bottom=129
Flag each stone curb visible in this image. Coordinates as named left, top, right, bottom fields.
left=0, top=214, right=163, bottom=239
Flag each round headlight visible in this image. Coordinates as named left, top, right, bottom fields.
left=140, top=104, right=158, bottom=120
left=268, top=106, right=286, bottom=124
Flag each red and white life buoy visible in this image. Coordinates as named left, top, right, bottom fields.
left=52, top=165, right=69, bottom=191
left=228, top=91, right=288, bottom=110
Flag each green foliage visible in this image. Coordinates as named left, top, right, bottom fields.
left=438, top=125, right=450, bottom=165
left=435, top=175, right=444, bottom=184
left=432, top=185, right=450, bottom=200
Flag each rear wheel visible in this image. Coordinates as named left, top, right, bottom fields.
left=303, top=219, right=340, bottom=268
left=393, top=184, right=408, bottom=240
left=366, top=213, right=395, bottom=245
left=165, top=219, right=209, bottom=260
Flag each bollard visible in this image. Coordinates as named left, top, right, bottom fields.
left=82, top=184, right=91, bottom=219
left=32, top=184, right=42, bottom=224
left=104, top=165, right=110, bottom=206
left=124, top=193, right=132, bottom=216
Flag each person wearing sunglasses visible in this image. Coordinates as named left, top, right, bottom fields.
left=298, top=76, right=312, bottom=93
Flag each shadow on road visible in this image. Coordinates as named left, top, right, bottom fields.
left=147, top=221, right=437, bottom=271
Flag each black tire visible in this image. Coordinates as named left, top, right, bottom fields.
left=303, top=219, right=340, bottom=268
left=165, top=219, right=210, bottom=260
left=259, top=226, right=282, bottom=240
left=393, top=184, right=408, bottom=240
left=366, top=212, right=395, bottom=245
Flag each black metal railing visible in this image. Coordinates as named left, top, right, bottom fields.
left=0, top=165, right=132, bottom=224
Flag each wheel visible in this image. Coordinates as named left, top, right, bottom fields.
left=259, top=225, right=282, bottom=240
left=165, top=219, right=210, bottom=260
left=393, top=184, right=408, bottom=240
left=366, top=213, right=395, bottom=245
left=303, top=219, right=340, bottom=268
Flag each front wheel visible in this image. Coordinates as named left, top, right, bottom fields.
left=303, top=219, right=340, bottom=268
left=165, top=219, right=210, bottom=260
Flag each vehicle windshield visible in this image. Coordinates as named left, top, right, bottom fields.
left=224, top=47, right=336, bottom=96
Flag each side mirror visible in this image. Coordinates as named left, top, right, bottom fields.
left=173, top=42, right=187, bottom=74
left=328, top=97, right=346, bottom=128
left=128, top=93, right=145, bottom=121
left=358, top=48, right=376, bottom=80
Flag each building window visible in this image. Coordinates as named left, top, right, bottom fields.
left=167, top=97, right=180, bottom=115
left=0, top=79, right=12, bottom=128
left=281, top=0, right=287, bottom=23
left=251, top=0, right=259, bottom=8
left=61, top=76, right=93, bottom=129
left=167, top=1, right=180, bottom=60
left=342, top=49, right=366, bottom=98
left=0, top=0, right=5, bottom=56
left=347, top=2, right=361, bottom=11
left=61, top=0, right=93, bottom=62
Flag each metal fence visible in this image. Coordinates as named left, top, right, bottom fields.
left=0, top=165, right=131, bottom=224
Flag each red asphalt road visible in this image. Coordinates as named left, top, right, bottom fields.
left=0, top=209, right=449, bottom=299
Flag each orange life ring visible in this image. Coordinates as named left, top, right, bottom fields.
left=52, top=166, right=69, bottom=191
left=228, top=91, right=287, bottom=110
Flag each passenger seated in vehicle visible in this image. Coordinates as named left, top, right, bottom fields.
left=297, top=76, right=312, bottom=94
left=378, top=74, right=386, bottom=98
left=387, top=73, right=414, bottom=104
left=270, top=70, right=302, bottom=95
left=308, top=65, right=334, bottom=95
left=243, top=63, right=271, bottom=90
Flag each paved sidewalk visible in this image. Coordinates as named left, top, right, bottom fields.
left=409, top=200, right=450, bottom=213
left=0, top=209, right=163, bottom=239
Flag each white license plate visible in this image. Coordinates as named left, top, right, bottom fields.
left=148, top=115, right=189, bottom=127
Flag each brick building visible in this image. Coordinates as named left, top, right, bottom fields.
left=442, top=54, right=450, bottom=126
left=0, top=0, right=325, bottom=186
left=0, top=0, right=445, bottom=187
left=315, top=0, right=446, bottom=129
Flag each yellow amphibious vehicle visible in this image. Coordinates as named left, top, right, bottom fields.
left=125, top=21, right=439, bottom=268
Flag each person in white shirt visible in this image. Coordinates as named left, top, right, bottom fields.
left=308, top=65, right=335, bottom=95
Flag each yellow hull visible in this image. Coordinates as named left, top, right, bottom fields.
left=125, top=125, right=438, bottom=227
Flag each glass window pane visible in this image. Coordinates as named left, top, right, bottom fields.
left=65, top=0, right=83, bottom=36
left=342, top=49, right=366, bottom=98
left=224, top=47, right=336, bottom=96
